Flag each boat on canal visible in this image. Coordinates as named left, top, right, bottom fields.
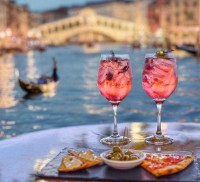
left=83, top=43, right=100, bottom=54
left=175, top=44, right=199, bottom=56
left=16, top=58, right=59, bottom=95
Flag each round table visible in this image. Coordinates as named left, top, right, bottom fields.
left=0, top=122, right=200, bottom=182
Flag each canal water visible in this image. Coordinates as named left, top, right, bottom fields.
left=0, top=45, right=199, bottom=140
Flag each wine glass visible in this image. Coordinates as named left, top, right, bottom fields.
left=142, top=50, right=178, bottom=145
left=97, top=53, right=132, bottom=145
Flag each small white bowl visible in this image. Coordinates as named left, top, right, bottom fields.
left=100, top=149, right=145, bottom=170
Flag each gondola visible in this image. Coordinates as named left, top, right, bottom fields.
left=17, top=58, right=59, bottom=95
left=131, top=41, right=141, bottom=49
left=175, top=45, right=199, bottom=56
left=83, top=43, right=100, bottom=54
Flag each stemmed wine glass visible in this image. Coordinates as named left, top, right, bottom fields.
left=142, top=50, right=178, bottom=145
left=97, top=52, right=132, bottom=145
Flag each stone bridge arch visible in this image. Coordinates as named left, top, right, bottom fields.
left=30, top=8, right=135, bottom=45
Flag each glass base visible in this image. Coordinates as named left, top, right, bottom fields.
left=145, top=135, right=173, bottom=145
left=100, top=135, right=131, bottom=146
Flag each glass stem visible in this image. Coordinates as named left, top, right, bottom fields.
left=112, top=105, right=119, bottom=137
left=156, top=103, right=163, bottom=136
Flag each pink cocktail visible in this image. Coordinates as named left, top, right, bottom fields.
left=142, top=50, right=178, bottom=145
left=142, top=55, right=177, bottom=103
left=97, top=53, right=132, bottom=145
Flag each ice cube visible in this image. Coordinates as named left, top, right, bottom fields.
left=145, top=64, right=153, bottom=70
left=142, top=74, right=153, bottom=87
left=164, top=83, right=177, bottom=97
left=101, top=60, right=110, bottom=68
left=163, top=68, right=177, bottom=85
left=117, top=60, right=128, bottom=71
left=153, top=58, right=174, bottom=72
left=153, top=65, right=168, bottom=77
left=109, top=61, right=118, bottom=70
left=124, top=69, right=132, bottom=79
left=98, top=67, right=113, bottom=83
left=150, top=69, right=164, bottom=80
left=114, top=70, right=125, bottom=83
left=151, top=82, right=165, bottom=96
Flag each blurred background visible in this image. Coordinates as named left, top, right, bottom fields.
left=0, top=0, right=199, bottom=140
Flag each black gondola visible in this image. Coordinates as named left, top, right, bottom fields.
left=17, top=58, right=59, bottom=95
left=175, top=45, right=199, bottom=56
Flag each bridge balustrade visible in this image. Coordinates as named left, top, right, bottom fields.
left=32, top=10, right=135, bottom=44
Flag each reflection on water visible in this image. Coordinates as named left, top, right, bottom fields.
left=0, top=54, right=17, bottom=108
left=26, top=51, right=39, bottom=80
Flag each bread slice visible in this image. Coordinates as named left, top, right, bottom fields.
left=58, top=155, right=88, bottom=172
left=68, top=149, right=103, bottom=168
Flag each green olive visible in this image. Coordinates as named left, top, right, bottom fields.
left=106, top=154, right=112, bottom=159
left=111, top=156, right=121, bottom=161
left=122, top=154, right=130, bottom=161
left=112, top=146, right=122, bottom=153
left=156, top=50, right=165, bottom=56
left=109, top=152, right=122, bottom=158
left=125, top=150, right=133, bottom=156
left=112, top=152, right=120, bottom=156
left=155, top=49, right=170, bottom=59
left=129, top=154, right=139, bottom=160
left=107, top=147, right=140, bottom=161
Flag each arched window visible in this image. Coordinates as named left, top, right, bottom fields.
left=193, top=0, right=197, bottom=6
left=68, top=22, right=72, bottom=28
left=62, top=24, right=66, bottom=30
left=97, top=20, right=101, bottom=25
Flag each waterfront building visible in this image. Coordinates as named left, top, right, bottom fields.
left=167, top=0, right=200, bottom=46
left=127, top=0, right=152, bottom=46
left=32, top=7, right=68, bottom=25
left=0, top=0, right=8, bottom=30
left=148, top=0, right=200, bottom=47
left=6, top=1, right=18, bottom=37
left=67, top=0, right=133, bottom=19
left=0, top=0, right=33, bottom=49
left=0, top=0, right=9, bottom=48
left=17, top=5, right=33, bottom=39
left=147, top=0, right=170, bottom=46
left=7, top=2, right=32, bottom=42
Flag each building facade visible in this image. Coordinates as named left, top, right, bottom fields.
left=32, top=7, right=68, bottom=25
left=167, top=0, right=200, bottom=46
left=148, top=0, right=200, bottom=47
left=0, top=0, right=33, bottom=49
left=0, top=0, right=8, bottom=31
left=0, top=0, right=9, bottom=48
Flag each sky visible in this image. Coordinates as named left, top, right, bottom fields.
left=15, top=0, right=104, bottom=12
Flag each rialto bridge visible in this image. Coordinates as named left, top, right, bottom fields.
left=29, top=9, right=135, bottom=45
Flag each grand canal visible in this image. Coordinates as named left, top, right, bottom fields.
left=0, top=45, right=199, bottom=140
